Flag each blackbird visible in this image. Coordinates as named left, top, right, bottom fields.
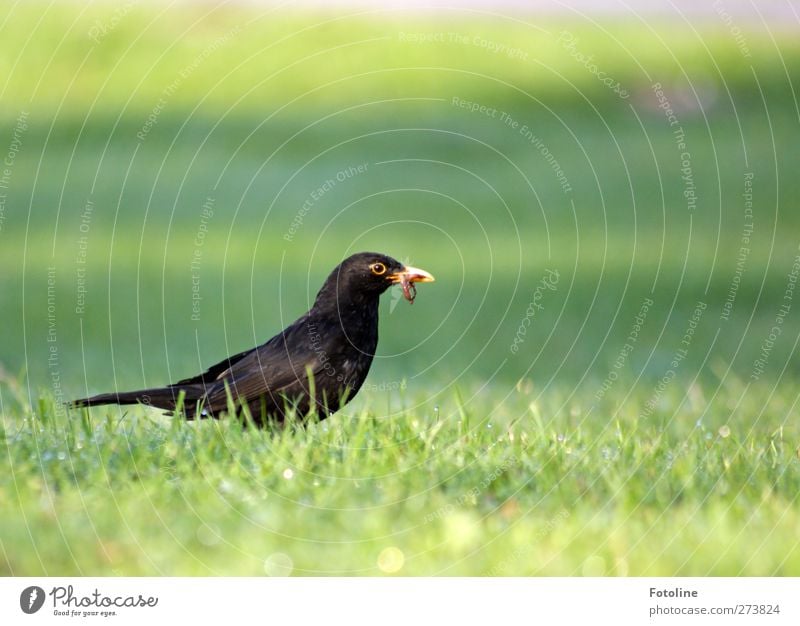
left=70, top=252, right=434, bottom=426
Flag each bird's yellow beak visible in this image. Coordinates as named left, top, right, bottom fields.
left=388, top=265, right=435, bottom=303
left=389, top=266, right=436, bottom=285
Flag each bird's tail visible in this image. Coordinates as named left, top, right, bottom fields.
left=70, top=386, right=204, bottom=416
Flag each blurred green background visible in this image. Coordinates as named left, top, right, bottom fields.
left=2, top=0, right=800, bottom=578
left=1, top=2, right=799, bottom=407
left=2, top=2, right=800, bottom=415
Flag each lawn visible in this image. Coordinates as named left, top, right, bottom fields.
left=1, top=3, right=799, bottom=576
left=2, top=380, right=798, bottom=575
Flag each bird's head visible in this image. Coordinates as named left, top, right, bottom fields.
left=318, top=252, right=435, bottom=307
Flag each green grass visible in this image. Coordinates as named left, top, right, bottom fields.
left=1, top=378, right=798, bottom=576
left=2, top=4, right=800, bottom=576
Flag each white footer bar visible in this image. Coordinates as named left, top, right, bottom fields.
left=1, top=578, right=797, bottom=625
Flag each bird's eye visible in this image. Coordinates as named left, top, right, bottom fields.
left=370, top=262, right=387, bottom=276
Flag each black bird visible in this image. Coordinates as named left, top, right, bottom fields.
left=70, top=253, right=434, bottom=426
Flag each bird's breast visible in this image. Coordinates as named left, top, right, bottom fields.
left=315, top=315, right=377, bottom=385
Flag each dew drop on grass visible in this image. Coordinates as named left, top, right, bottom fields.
left=282, top=468, right=294, bottom=480
left=264, top=552, right=293, bottom=577
left=377, top=547, right=405, bottom=574
left=445, top=513, right=480, bottom=550
left=718, top=425, right=731, bottom=438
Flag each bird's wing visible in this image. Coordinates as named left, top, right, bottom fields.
left=170, top=346, right=256, bottom=387
left=200, top=316, right=331, bottom=412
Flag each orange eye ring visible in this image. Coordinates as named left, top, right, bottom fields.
left=371, top=262, right=387, bottom=276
